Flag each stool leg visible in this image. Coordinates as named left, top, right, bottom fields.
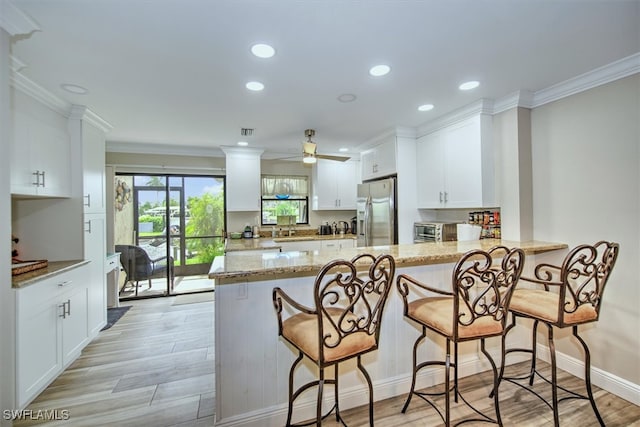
left=573, top=326, right=605, bottom=426
left=334, top=364, right=340, bottom=422
left=454, top=341, right=459, bottom=403
left=317, top=367, right=324, bottom=426
left=545, top=324, right=560, bottom=427
left=529, top=319, right=540, bottom=386
left=357, top=355, right=374, bottom=427
left=286, top=352, right=303, bottom=427
left=445, top=338, right=451, bottom=427
left=402, top=327, right=427, bottom=413
left=480, top=338, right=503, bottom=427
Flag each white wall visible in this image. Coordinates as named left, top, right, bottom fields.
left=530, top=74, right=640, bottom=386
left=0, top=24, right=16, bottom=424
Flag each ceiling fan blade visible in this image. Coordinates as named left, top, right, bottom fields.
left=316, top=154, right=350, bottom=162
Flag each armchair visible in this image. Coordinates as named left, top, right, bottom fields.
left=115, top=244, right=175, bottom=296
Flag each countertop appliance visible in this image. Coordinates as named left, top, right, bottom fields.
left=414, top=222, right=458, bottom=242
left=357, top=177, right=397, bottom=247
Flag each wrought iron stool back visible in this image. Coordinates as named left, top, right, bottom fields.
left=499, top=240, right=619, bottom=426
left=273, top=253, right=395, bottom=426
left=396, top=246, right=525, bottom=426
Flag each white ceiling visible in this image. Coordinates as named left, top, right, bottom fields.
left=9, top=0, right=640, bottom=159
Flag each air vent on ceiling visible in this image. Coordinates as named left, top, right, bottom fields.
left=240, top=128, right=254, bottom=136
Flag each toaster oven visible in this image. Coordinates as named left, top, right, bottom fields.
left=414, top=222, right=458, bottom=242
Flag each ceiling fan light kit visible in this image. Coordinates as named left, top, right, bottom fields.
left=301, top=129, right=349, bottom=164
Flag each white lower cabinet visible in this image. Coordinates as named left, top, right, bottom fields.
left=320, top=238, right=356, bottom=251
left=278, top=240, right=322, bottom=252
left=15, top=264, right=90, bottom=408
left=277, top=238, right=357, bottom=252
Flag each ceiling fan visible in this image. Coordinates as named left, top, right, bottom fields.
left=302, top=129, right=350, bottom=164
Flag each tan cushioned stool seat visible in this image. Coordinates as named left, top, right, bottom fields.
left=408, top=296, right=503, bottom=339
left=282, top=307, right=376, bottom=363
left=509, top=289, right=597, bottom=325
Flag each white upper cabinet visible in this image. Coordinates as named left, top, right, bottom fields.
left=361, top=137, right=396, bottom=181
left=81, top=122, right=107, bottom=214
left=312, top=159, right=360, bottom=210
left=222, top=147, right=264, bottom=212
left=416, top=114, right=495, bottom=208
left=11, top=105, right=71, bottom=197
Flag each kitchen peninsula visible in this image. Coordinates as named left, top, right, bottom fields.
left=209, top=239, right=566, bottom=427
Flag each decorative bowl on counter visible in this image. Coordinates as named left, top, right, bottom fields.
left=229, top=232, right=242, bottom=239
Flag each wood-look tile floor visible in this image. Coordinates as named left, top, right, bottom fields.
left=15, top=295, right=215, bottom=427
left=15, top=294, right=640, bottom=426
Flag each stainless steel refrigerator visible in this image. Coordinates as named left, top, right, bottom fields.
left=356, top=177, right=397, bottom=247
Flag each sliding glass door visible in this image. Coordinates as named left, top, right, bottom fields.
left=114, top=173, right=225, bottom=300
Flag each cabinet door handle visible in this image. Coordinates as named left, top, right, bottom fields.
left=32, top=171, right=40, bottom=187
left=59, top=302, right=67, bottom=319
left=58, top=280, right=72, bottom=287
left=85, top=220, right=92, bottom=234
left=444, top=192, right=448, bottom=203
left=84, top=194, right=91, bottom=207
left=66, top=299, right=71, bottom=316
left=439, top=192, right=443, bottom=203
left=39, top=171, right=45, bottom=187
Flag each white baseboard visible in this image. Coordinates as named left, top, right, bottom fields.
left=214, top=355, right=486, bottom=427
left=214, top=347, right=640, bottom=427
left=534, top=343, right=640, bottom=406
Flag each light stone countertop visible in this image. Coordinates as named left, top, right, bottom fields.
left=12, top=259, right=90, bottom=288
left=210, top=239, right=567, bottom=283
left=224, top=235, right=358, bottom=252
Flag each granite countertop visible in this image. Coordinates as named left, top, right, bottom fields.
left=224, top=234, right=358, bottom=252
left=12, top=259, right=90, bottom=289
left=211, top=239, right=568, bottom=283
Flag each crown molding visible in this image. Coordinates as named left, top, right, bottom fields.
left=493, top=90, right=535, bottom=114
left=107, top=140, right=225, bottom=157
left=532, top=52, right=640, bottom=108
left=12, top=62, right=112, bottom=132
left=10, top=66, right=69, bottom=116
left=68, top=104, right=113, bottom=133
left=220, top=146, right=265, bottom=157
left=10, top=55, right=25, bottom=73
left=0, top=0, right=40, bottom=36
left=418, top=98, right=493, bottom=136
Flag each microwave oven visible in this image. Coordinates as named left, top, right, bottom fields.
left=414, top=222, right=458, bottom=242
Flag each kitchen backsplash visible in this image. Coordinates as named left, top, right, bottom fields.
left=227, top=211, right=355, bottom=236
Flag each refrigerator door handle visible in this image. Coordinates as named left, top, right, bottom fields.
left=364, top=195, right=372, bottom=246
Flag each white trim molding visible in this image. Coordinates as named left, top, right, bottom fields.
left=0, top=0, right=40, bottom=36
left=532, top=52, right=640, bottom=108
left=107, top=140, right=225, bottom=157
left=534, top=343, right=640, bottom=406
left=417, top=98, right=494, bottom=136
left=10, top=59, right=112, bottom=131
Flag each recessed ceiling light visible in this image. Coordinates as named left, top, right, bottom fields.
left=339, top=148, right=349, bottom=152
left=246, top=81, right=264, bottom=91
left=418, top=104, right=434, bottom=112
left=337, top=93, right=357, bottom=103
left=369, top=64, right=391, bottom=77
left=459, top=81, right=480, bottom=91
left=237, top=141, right=249, bottom=146
left=250, top=43, right=275, bottom=58
left=60, top=83, right=88, bottom=94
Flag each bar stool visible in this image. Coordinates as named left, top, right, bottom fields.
left=396, top=246, right=525, bottom=426
left=499, top=240, right=619, bottom=426
left=272, top=253, right=395, bottom=426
